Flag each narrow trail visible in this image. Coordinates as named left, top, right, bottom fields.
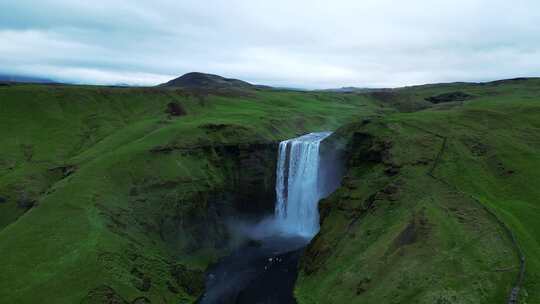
left=402, top=122, right=526, bottom=304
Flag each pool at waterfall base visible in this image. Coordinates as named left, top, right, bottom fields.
left=198, top=132, right=337, bottom=304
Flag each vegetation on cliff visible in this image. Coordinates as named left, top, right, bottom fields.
left=1, top=77, right=539, bottom=303
left=296, top=78, right=540, bottom=303
left=0, top=83, right=374, bottom=303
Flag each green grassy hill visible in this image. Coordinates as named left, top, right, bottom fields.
left=0, top=83, right=375, bottom=303
left=0, top=78, right=539, bottom=303
left=296, top=78, right=540, bottom=303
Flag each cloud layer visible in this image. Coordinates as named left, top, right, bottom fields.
left=1, top=0, right=539, bottom=88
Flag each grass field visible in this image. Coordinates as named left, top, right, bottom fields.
left=295, top=78, right=540, bottom=303
left=0, top=84, right=376, bottom=303
left=0, top=78, right=539, bottom=303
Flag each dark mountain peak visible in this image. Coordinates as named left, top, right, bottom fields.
left=0, top=74, right=55, bottom=84
left=160, top=72, right=255, bottom=89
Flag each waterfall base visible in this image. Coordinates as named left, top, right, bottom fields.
left=198, top=131, right=336, bottom=303
left=197, top=236, right=308, bottom=304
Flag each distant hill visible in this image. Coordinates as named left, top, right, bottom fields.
left=160, top=72, right=261, bottom=89
left=2, top=77, right=540, bottom=303
left=0, top=74, right=55, bottom=84
left=318, top=77, right=540, bottom=93
left=317, top=86, right=377, bottom=93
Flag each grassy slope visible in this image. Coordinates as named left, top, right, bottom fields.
left=1, top=79, right=539, bottom=303
left=295, top=79, right=540, bottom=303
left=0, top=84, right=376, bottom=303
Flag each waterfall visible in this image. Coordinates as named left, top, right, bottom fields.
left=198, top=131, right=338, bottom=303
left=274, top=132, right=332, bottom=238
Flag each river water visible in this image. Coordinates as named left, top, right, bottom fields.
left=197, top=132, right=333, bottom=304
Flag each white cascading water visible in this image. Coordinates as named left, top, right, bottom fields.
left=274, top=132, right=332, bottom=238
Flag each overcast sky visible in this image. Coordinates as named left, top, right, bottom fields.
left=1, top=0, right=539, bottom=88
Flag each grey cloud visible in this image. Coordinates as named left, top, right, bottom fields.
left=1, top=0, right=539, bottom=88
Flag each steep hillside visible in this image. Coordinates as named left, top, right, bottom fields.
left=0, top=83, right=376, bottom=303
left=296, top=78, right=540, bottom=303
left=1, top=77, right=539, bottom=303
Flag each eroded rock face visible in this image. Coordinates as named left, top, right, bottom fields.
left=130, top=267, right=152, bottom=292
left=131, top=297, right=152, bottom=304
left=150, top=142, right=278, bottom=215
left=48, top=164, right=77, bottom=178
left=348, top=132, right=393, bottom=165
left=131, top=297, right=151, bottom=304
left=165, top=102, right=187, bottom=117
left=425, top=91, right=473, bottom=103
left=170, top=263, right=205, bottom=296
left=81, top=286, right=153, bottom=304
left=154, top=142, right=278, bottom=252
left=390, top=209, right=429, bottom=251
left=80, top=285, right=128, bottom=304
left=16, top=199, right=35, bottom=210
left=217, top=143, right=278, bottom=215
left=86, top=139, right=280, bottom=302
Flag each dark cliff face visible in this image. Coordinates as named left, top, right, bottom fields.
left=217, top=143, right=279, bottom=215
left=146, top=142, right=279, bottom=256
left=95, top=141, right=281, bottom=301
left=319, top=133, right=347, bottom=199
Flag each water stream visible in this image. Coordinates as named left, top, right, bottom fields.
left=198, top=132, right=335, bottom=304
left=274, top=131, right=332, bottom=237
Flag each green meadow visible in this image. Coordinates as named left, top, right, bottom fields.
left=0, top=78, right=539, bottom=303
